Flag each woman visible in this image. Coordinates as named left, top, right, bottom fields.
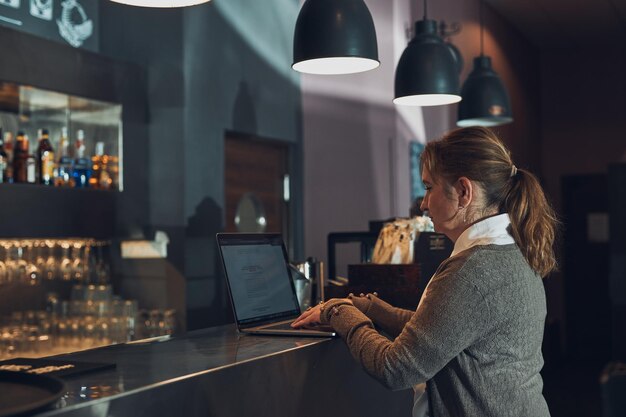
left=292, top=126, right=558, bottom=417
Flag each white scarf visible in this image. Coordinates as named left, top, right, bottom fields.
left=451, top=213, right=515, bottom=257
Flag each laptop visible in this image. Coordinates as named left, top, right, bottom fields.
left=216, top=233, right=336, bottom=337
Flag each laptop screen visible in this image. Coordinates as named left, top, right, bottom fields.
left=218, top=234, right=300, bottom=325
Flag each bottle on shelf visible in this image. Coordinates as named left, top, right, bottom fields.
left=109, top=154, right=119, bottom=190
left=89, top=141, right=103, bottom=189
left=99, top=151, right=114, bottom=190
left=13, top=131, right=28, bottom=183
left=36, top=128, right=55, bottom=186
left=54, top=127, right=75, bottom=187
left=0, top=128, right=8, bottom=183
left=26, top=146, right=37, bottom=184
left=3, top=131, right=14, bottom=183
left=72, top=129, right=91, bottom=188
left=89, top=141, right=114, bottom=190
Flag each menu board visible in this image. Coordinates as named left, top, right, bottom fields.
left=0, top=0, right=98, bottom=51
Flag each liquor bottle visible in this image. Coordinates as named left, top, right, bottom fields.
left=99, top=150, right=114, bottom=190
left=26, top=146, right=37, bottom=184
left=89, top=141, right=114, bottom=190
left=89, top=141, right=103, bottom=189
left=0, top=128, right=7, bottom=183
left=3, top=131, right=14, bottom=183
left=72, top=129, right=91, bottom=188
left=54, top=127, right=74, bottom=187
left=37, top=129, right=55, bottom=186
left=13, top=131, right=28, bottom=183
left=108, top=155, right=119, bottom=190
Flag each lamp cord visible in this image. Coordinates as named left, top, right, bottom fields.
left=423, top=0, right=428, bottom=20
left=480, top=0, right=484, bottom=56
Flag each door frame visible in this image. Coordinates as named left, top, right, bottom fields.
left=224, top=130, right=302, bottom=260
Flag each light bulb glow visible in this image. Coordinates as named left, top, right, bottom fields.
left=109, top=0, right=210, bottom=7
left=457, top=116, right=513, bottom=127
left=393, top=94, right=462, bottom=107
left=292, top=57, right=380, bottom=75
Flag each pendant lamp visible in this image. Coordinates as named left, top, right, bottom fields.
left=109, top=0, right=209, bottom=7
left=446, top=41, right=464, bottom=75
left=457, top=1, right=512, bottom=127
left=439, top=21, right=464, bottom=75
left=292, top=0, right=379, bottom=75
left=393, top=0, right=461, bottom=106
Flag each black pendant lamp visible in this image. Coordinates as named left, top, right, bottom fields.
left=292, top=0, right=379, bottom=75
left=457, top=1, right=512, bottom=126
left=394, top=0, right=461, bottom=106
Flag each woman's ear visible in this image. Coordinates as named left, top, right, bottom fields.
left=455, top=177, right=473, bottom=208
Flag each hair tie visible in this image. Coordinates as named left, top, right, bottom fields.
left=510, top=165, right=518, bottom=177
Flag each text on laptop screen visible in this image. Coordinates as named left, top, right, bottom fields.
left=221, top=242, right=299, bottom=323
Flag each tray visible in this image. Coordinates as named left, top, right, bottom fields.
left=0, top=370, right=65, bottom=417
left=0, top=358, right=116, bottom=378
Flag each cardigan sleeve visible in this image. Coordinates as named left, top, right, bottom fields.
left=348, top=294, right=414, bottom=338
left=323, top=257, right=490, bottom=391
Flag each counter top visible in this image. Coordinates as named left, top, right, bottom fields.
left=33, top=324, right=411, bottom=417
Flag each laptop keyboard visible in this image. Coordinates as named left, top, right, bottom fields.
left=262, top=321, right=295, bottom=331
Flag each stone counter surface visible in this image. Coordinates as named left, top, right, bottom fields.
left=33, top=325, right=412, bottom=417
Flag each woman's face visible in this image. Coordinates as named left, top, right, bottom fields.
left=420, top=167, right=464, bottom=241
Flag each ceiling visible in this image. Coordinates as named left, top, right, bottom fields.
left=485, top=0, right=626, bottom=49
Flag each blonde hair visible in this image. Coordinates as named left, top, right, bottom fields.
left=420, top=127, right=558, bottom=277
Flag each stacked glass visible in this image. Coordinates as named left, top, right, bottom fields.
left=0, top=285, right=139, bottom=360
left=0, top=239, right=111, bottom=286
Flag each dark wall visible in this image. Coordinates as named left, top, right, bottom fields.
left=98, top=2, right=303, bottom=330
left=541, top=46, right=626, bottom=213
left=97, top=3, right=188, bottom=328
left=540, top=45, right=626, bottom=358
left=609, top=164, right=626, bottom=359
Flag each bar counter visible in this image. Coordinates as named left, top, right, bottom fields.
left=35, top=325, right=412, bottom=417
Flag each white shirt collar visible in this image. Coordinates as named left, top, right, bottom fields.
left=450, top=213, right=515, bottom=257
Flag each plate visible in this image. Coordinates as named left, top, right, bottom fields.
left=0, top=370, right=66, bottom=417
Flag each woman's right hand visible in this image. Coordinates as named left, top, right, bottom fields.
left=291, top=303, right=323, bottom=328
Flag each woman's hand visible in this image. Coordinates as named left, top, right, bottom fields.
left=291, top=298, right=353, bottom=328
left=291, top=303, right=323, bottom=328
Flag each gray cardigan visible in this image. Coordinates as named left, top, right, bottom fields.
left=321, top=244, right=550, bottom=417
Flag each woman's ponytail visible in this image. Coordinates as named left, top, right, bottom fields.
left=503, top=169, right=559, bottom=277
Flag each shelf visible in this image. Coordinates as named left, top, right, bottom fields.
left=0, top=184, right=117, bottom=239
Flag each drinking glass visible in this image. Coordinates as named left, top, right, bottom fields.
left=71, top=241, right=86, bottom=282
left=44, top=240, right=57, bottom=280
left=162, top=309, right=176, bottom=336
left=137, top=309, right=150, bottom=339
left=93, top=242, right=111, bottom=284
left=56, top=318, right=70, bottom=349
left=0, top=327, right=12, bottom=360
left=6, top=327, right=23, bottom=358
left=34, top=241, right=47, bottom=280
left=6, top=242, right=27, bottom=284
left=0, top=256, right=6, bottom=286
left=68, top=318, right=81, bottom=348
left=82, top=317, right=97, bottom=349
left=96, top=318, right=110, bottom=347
left=22, top=241, right=41, bottom=286
left=123, top=300, right=138, bottom=341
left=59, top=241, right=73, bottom=281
